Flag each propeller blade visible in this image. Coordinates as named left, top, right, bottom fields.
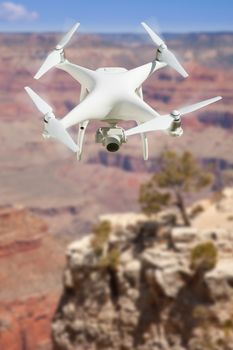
left=25, top=87, right=53, bottom=115
left=179, top=96, right=222, bottom=116
left=34, top=22, right=80, bottom=80
left=25, top=87, right=78, bottom=153
left=46, top=119, right=78, bottom=153
left=125, top=115, right=173, bottom=137
left=141, top=22, right=164, bottom=46
left=162, top=49, right=188, bottom=78
left=56, top=22, right=80, bottom=50
left=34, top=50, right=61, bottom=80
left=141, top=22, right=188, bottom=78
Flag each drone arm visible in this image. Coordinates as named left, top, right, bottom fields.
left=57, top=60, right=96, bottom=90
left=126, top=60, right=167, bottom=89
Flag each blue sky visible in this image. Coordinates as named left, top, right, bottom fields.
left=0, top=0, right=232, bottom=33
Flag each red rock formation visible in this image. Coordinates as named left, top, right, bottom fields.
left=0, top=207, right=64, bottom=350
left=0, top=295, right=57, bottom=350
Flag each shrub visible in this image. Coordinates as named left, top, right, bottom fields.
left=190, top=241, right=218, bottom=272
left=99, top=247, right=120, bottom=270
left=91, top=220, right=111, bottom=255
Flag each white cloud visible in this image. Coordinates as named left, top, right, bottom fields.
left=0, top=2, right=38, bottom=21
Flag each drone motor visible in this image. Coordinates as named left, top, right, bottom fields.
left=169, top=110, right=183, bottom=137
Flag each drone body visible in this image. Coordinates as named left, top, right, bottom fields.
left=25, top=22, right=222, bottom=160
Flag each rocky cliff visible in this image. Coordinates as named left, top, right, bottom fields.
left=52, top=189, right=233, bottom=350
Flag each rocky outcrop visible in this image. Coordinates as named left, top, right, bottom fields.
left=52, top=210, right=233, bottom=350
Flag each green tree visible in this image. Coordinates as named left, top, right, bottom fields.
left=139, top=150, right=212, bottom=226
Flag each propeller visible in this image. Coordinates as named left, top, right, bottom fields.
left=177, top=96, right=222, bottom=116
left=125, top=96, right=222, bottom=137
left=125, top=115, right=173, bottom=136
left=141, top=22, right=188, bottom=78
left=34, top=22, right=80, bottom=80
left=25, top=87, right=78, bottom=153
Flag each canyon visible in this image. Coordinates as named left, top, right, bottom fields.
left=0, top=32, right=233, bottom=349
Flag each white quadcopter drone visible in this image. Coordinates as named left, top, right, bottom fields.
left=25, top=22, right=222, bottom=160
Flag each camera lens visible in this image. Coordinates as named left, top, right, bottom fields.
left=106, top=142, right=120, bottom=152
left=104, top=136, right=121, bottom=152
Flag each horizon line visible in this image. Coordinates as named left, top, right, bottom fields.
left=0, top=30, right=233, bottom=35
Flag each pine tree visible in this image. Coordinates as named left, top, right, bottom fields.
left=139, top=150, right=212, bottom=226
